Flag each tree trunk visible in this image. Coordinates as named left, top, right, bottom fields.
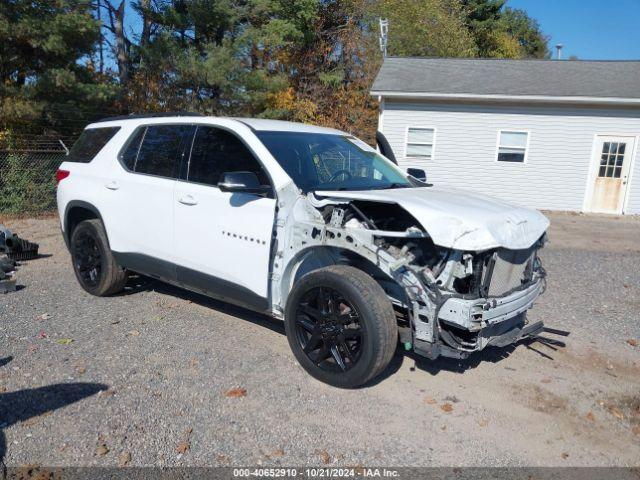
left=114, top=0, right=129, bottom=84
left=97, top=0, right=104, bottom=74
left=139, top=0, right=152, bottom=47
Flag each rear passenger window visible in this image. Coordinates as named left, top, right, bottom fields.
left=120, top=127, right=145, bottom=171
left=67, top=127, right=120, bottom=163
left=135, top=125, right=193, bottom=178
left=188, top=126, right=269, bottom=186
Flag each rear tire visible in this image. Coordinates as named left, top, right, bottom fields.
left=285, top=265, right=397, bottom=388
left=70, top=219, right=127, bottom=296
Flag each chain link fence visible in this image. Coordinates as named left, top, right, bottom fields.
left=0, top=136, right=72, bottom=216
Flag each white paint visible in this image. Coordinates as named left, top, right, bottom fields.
left=315, top=187, right=549, bottom=251
left=173, top=181, right=276, bottom=297
left=379, top=101, right=640, bottom=214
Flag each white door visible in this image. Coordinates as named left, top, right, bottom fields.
left=105, top=124, right=194, bottom=269
left=173, top=125, right=276, bottom=309
left=587, top=136, right=635, bottom=214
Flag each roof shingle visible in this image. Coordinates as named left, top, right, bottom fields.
left=371, top=57, right=640, bottom=99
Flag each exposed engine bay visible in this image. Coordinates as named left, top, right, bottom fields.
left=269, top=187, right=549, bottom=360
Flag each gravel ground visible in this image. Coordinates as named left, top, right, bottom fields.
left=0, top=212, right=639, bottom=467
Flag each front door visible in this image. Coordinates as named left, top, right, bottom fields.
left=173, top=125, right=276, bottom=311
left=587, top=136, right=635, bottom=214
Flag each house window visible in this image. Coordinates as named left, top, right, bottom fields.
left=497, top=131, right=528, bottom=162
left=406, top=127, right=435, bottom=159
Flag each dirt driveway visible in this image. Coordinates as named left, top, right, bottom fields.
left=1, top=212, right=639, bottom=467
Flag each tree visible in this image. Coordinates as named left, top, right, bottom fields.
left=460, top=0, right=548, bottom=58
left=124, top=0, right=318, bottom=115
left=376, top=0, right=477, bottom=58
left=500, top=7, right=549, bottom=59
left=0, top=0, right=118, bottom=134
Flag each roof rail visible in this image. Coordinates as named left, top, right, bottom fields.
left=96, top=112, right=205, bottom=122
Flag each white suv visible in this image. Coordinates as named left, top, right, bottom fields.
left=57, top=114, right=549, bottom=387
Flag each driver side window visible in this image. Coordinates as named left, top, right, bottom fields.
left=188, top=126, right=270, bottom=187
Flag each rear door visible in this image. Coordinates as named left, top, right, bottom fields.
left=173, top=125, right=276, bottom=310
left=104, top=124, right=194, bottom=277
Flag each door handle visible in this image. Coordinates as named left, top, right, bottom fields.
left=105, top=181, right=120, bottom=191
left=178, top=195, right=198, bottom=206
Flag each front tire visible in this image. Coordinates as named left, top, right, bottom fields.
left=285, top=265, right=397, bottom=388
left=70, top=219, right=127, bottom=296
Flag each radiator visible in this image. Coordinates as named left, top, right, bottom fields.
left=484, top=247, right=535, bottom=297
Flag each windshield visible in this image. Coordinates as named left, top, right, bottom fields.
left=256, top=131, right=413, bottom=192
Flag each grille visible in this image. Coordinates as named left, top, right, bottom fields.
left=484, top=247, right=535, bottom=297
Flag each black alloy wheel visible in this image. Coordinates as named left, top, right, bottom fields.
left=285, top=265, right=397, bottom=388
left=73, top=230, right=102, bottom=288
left=294, top=286, right=364, bottom=372
left=69, top=219, right=127, bottom=296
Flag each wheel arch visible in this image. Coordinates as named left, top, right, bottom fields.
left=278, top=245, right=407, bottom=309
left=63, top=201, right=107, bottom=249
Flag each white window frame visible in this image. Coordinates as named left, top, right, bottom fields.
left=495, top=129, right=530, bottom=163
left=404, top=126, right=436, bottom=160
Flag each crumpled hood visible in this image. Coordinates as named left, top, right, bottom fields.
left=314, top=186, right=549, bottom=251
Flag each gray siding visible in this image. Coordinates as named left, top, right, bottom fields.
left=381, top=101, right=640, bottom=214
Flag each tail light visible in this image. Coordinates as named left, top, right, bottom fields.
left=56, top=169, right=70, bottom=184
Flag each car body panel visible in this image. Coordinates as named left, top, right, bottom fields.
left=314, top=187, right=549, bottom=251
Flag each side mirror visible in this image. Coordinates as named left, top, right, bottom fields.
left=218, top=171, right=271, bottom=194
left=407, top=168, right=427, bottom=183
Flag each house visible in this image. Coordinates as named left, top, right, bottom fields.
left=371, top=57, right=640, bottom=215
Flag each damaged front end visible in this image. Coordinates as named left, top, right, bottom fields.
left=271, top=189, right=548, bottom=361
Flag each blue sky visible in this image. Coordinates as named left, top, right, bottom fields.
left=508, top=0, right=640, bottom=60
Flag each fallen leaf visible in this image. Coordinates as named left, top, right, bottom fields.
left=627, top=339, right=638, bottom=347
left=540, top=378, right=551, bottom=384
left=586, top=411, right=596, bottom=422
left=609, top=406, right=624, bottom=420
left=216, top=454, right=229, bottom=463
left=561, top=452, right=569, bottom=459
left=224, top=387, right=247, bottom=398
left=316, top=450, right=330, bottom=464
left=266, top=448, right=285, bottom=458
left=98, top=389, right=116, bottom=398
left=176, top=441, right=190, bottom=454
left=75, top=365, right=86, bottom=374
left=36, top=313, right=51, bottom=321
left=96, top=444, right=109, bottom=456
left=189, top=358, right=198, bottom=368
left=56, top=338, right=73, bottom=345
left=0, top=386, right=6, bottom=393
left=477, top=419, right=488, bottom=427
left=440, top=425, right=447, bottom=431
left=118, top=452, right=131, bottom=467
left=623, top=283, right=630, bottom=288
left=632, top=426, right=640, bottom=436
left=424, top=396, right=437, bottom=405
left=440, top=403, right=453, bottom=413
left=127, top=330, right=140, bottom=337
